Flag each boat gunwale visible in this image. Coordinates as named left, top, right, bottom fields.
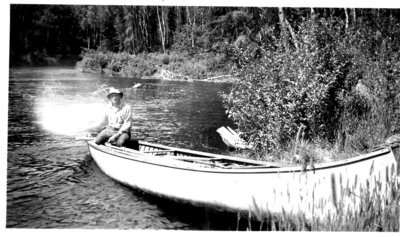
left=87, top=141, right=394, bottom=174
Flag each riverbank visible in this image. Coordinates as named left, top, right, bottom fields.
left=75, top=50, right=236, bottom=83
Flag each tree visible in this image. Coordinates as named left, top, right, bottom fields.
left=157, top=6, right=166, bottom=53
left=99, top=6, right=120, bottom=52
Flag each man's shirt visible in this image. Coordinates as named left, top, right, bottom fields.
left=105, top=102, right=132, bottom=133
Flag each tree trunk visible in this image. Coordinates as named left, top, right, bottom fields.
left=278, top=7, right=289, bottom=51
left=186, top=6, right=195, bottom=48
left=278, top=7, right=286, bottom=38
left=351, top=8, right=356, bottom=26
left=344, top=8, right=349, bottom=29
left=278, top=7, right=298, bottom=50
left=163, top=8, right=168, bottom=48
left=138, top=10, right=145, bottom=49
left=284, top=18, right=298, bottom=49
left=141, top=6, right=149, bottom=50
left=157, top=6, right=166, bottom=54
left=87, top=27, right=90, bottom=49
left=24, top=33, right=28, bottom=51
left=192, top=8, right=195, bottom=48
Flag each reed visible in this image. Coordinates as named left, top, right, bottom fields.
left=243, top=168, right=400, bottom=231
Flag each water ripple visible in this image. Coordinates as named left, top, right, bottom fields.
left=7, top=67, right=236, bottom=229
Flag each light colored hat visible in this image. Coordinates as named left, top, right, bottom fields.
left=107, top=87, right=123, bottom=99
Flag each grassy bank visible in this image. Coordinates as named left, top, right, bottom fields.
left=75, top=50, right=234, bottom=82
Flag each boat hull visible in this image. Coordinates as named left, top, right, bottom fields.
left=88, top=141, right=399, bottom=220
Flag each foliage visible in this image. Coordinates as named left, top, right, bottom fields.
left=222, top=16, right=400, bottom=155
left=76, top=50, right=156, bottom=77
left=339, top=16, right=400, bottom=150
left=10, top=5, right=400, bottom=69
left=76, top=50, right=229, bottom=80
left=10, top=5, right=82, bottom=66
left=160, top=54, right=170, bottom=65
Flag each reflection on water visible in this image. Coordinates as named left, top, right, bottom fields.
left=7, top=67, right=240, bottom=229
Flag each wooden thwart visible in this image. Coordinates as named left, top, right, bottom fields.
left=75, top=136, right=95, bottom=141
left=144, top=149, right=175, bottom=153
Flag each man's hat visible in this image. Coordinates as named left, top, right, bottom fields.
left=107, top=87, right=123, bottom=99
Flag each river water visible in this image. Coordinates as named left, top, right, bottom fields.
left=6, top=67, right=248, bottom=230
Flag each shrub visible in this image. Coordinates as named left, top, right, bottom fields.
left=337, top=17, right=400, bottom=150
left=222, top=16, right=400, bottom=155
left=76, top=50, right=101, bottom=71
left=108, top=59, right=122, bottom=72
left=160, top=54, right=170, bottom=65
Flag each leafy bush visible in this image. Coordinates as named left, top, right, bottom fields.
left=76, top=50, right=102, bottom=71
left=338, top=18, right=400, bottom=150
left=222, top=17, right=400, bottom=155
left=160, top=54, right=170, bottom=65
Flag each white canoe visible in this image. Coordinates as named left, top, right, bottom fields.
left=87, top=140, right=399, bottom=220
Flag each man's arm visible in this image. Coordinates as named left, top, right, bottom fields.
left=88, top=110, right=108, bottom=133
left=118, top=105, right=132, bottom=134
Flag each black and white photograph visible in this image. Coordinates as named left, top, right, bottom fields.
left=3, top=0, right=400, bottom=233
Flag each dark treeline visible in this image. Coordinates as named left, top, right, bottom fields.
left=10, top=5, right=400, bottom=66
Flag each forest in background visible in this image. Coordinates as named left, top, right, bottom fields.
left=10, top=5, right=400, bottom=67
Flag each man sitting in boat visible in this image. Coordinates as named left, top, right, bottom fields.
left=93, top=87, right=132, bottom=147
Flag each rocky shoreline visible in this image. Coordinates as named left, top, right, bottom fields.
left=143, top=68, right=236, bottom=83
left=79, top=66, right=236, bottom=83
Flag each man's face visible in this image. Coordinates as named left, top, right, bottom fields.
left=109, top=93, right=122, bottom=104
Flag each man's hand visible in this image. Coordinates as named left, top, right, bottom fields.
left=108, top=133, right=121, bottom=144
left=87, top=131, right=98, bottom=137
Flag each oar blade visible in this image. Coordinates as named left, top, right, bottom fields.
left=75, top=136, right=95, bottom=141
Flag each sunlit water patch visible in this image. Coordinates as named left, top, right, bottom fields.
left=35, top=101, right=105, bottom=136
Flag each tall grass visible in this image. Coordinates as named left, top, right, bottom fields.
left=240, top=158, right=400, bottom=231
left=312, top=170, right=399, bottom=231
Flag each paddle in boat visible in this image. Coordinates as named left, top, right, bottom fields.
left=79, top=136, right=400, bottom=220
